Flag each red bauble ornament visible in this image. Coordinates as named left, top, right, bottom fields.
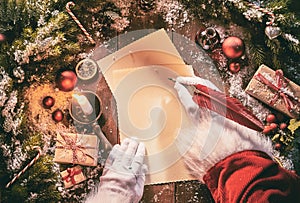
left=52, top=109, right=64, bottom=122
left=42, top=96, right=55, bottom=109
left=266, top=114, right=276, bottom=123
left=229, top=62, right=241, bottom=73
left=56, top=70, right=77, bottom=92
left=222, top=36, right=245, bottom=59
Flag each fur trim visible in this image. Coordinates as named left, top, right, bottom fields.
left=176, top=111, right=273, bottom=182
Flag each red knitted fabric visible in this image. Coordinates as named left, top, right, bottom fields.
left=203, top=150, right=300, bottom=203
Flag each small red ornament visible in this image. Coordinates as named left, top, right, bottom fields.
left=56, top=70, right=77, bottom=92
left=0, top=34, right=6, bottom=42
left=42, top=96, right=55, bottom=109
left=222, top=36, right=245, bottom=59
left=266, top=114, right=276, bottom=123
left=52, top=109, right=64, bottom=122
left=229, top=62, right=241, bottom=73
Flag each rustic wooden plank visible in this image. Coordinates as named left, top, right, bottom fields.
left=96, top=73, right=120, bottom=145
left=175, top=181, right=214, bottom=203
left=140, top=183, right=175, bottom=203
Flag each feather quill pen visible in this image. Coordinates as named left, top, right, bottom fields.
left=192, top=84, right=264, bottom=131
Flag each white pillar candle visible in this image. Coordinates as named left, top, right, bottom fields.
left=73, top=94, right=93, bottom=115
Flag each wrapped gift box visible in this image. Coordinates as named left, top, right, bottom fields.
left=245, top=64, right=300, bottom=118
left=54, top=133, right=99, bottom=166
left=61, top=165, right=86, bottom=188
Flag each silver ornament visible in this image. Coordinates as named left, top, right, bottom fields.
left=195, top=27, right=220, bottom=50
left=265, top=26, right=281, bottom=40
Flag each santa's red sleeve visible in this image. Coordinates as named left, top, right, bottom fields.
left=203, top=150, right=300, bottom=203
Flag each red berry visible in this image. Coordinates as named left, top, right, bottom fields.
left=275, top=143, right=282, bottom=150
left=229, top=62, right=241, bottom=73
left=263, top=126, right=272, bottom=134
left=279, top=123, right=287, bottom=130
left=269, top=123, right=278, bottom=130
left=266, top=114, right=276, bottom=123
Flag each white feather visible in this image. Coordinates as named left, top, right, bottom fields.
left=176, top=76, right=220, bottom=91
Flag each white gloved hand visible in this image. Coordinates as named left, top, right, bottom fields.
left=174, top=76, right=273, bottom=181
left=86, top=138, right=147, bottom=203
left=174, top=76, right=221, bottom=124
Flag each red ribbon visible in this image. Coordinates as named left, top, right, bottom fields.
left=62, top=167, right=82, bottom=184
left=57, top=134, right=95, bottom=164
left=254, top=69, right=299, bottom=113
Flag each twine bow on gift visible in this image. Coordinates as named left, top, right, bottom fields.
left=62, top=167, right=82, bottom=184
left=254, top=69, right=300, bottom=114
left=56, top=134, right=95, bottom=164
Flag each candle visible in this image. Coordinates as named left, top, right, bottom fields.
left=73, top=94, right=93, bottom=115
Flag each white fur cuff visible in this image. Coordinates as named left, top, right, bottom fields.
left=177, top=113, right=273, bottom=182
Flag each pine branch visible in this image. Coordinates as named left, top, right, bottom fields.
left=282, top=34, right=300, bottom=54
left=266, top=38, right=281, bottom=54
left=249, top=43, right=266, bottom=67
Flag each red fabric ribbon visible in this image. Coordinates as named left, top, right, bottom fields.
left=57, top=134, right=95, bottom=164
left=62, top=167, right=82, bottom=184
left=254, top=69, right=299, bottom=113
